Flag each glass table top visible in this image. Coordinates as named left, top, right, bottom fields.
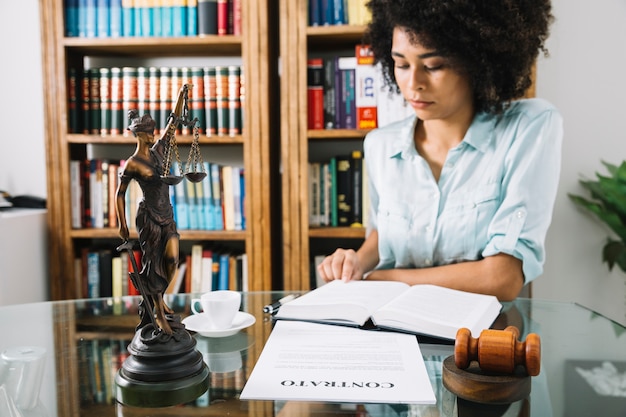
left=0, top=293, right=625, bottom=417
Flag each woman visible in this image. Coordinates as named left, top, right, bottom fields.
left=116, top=96, right=184, bottom=335
left=317, top=0, right=562, bottom=301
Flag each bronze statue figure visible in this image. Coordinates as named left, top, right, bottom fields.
left=115, top=87, right=188, bottom=336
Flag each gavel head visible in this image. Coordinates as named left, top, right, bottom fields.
left=454, top=326, right=541, bottom=376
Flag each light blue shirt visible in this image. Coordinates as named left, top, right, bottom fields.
left=364, top=98, right=563, bottom=284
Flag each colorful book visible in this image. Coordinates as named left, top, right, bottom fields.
left=121, top=0, right=135, bottom=36
left=68, top=68, right=80, bottom=133
left=190, top=67, right=206, bottom=134
left=217, top=0, right=228, bottom=35
left=335, top=154, right=352, bottom=226
left=227, top=66, right=242, bottom=135
left=172, top=162, right=189, bottom=229
left=109, top=67, right=124, bottom=134
left=350, top=150, right=363, bottom=227
left=99, top=68, right=112, bottom=136
left=70, top=160, right=83, bottom=229
left=323, top=57, right=336, bottom=129
left=97, top=0, right=110, bottom=37
left=355, top=44, right=377, bottom=129
left=307, top=58, right=324, bottom=130
left=337, top=56, right=357, bottom=129
left=172, top=0, right=188, bottom=36
left=210, top=163, right=224, bottom=230
left=202, top=162, right=215, bottom=230
left=66, top=0, right=80, bottom=36
left=187, top=0, right=198, bottom=35
left=85, top=0, right=98, bottom=37
left=161, top=0, right=174, bottom=36
left=110, top=0, right=123, bottom=37
left=203, top=66, right=218, bottom=135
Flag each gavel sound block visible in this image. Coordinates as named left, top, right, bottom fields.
left=442, top=326, right=541, bottom=404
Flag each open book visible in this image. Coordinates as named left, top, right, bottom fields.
left=274, top=280, right=502, bottom=341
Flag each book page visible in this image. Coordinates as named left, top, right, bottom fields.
left=275, top=280, right=409, bottom=326
left=372, top=284, right=502, bottom=339
left=240, top=321, right=436, bottom=404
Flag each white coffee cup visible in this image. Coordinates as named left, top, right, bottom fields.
left=191, top=290, right=241, bottom=330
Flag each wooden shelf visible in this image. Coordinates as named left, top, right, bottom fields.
left=308, top=129, right=370, bottom=140
left=67, top=133, right=245, bottom=145
left=309, top=227, right=365, bottom=239
left=63, top=35, right=243, bottom=57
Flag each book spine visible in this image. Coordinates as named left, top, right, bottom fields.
left=194, top=180, right=205, bottom=229
left=216, top=0, right=228, bottom=35
left=221, top=165, right=234, bottom=230
left=355, top=44, right=377, bottom=129
left=332, top=0, right=346, bottom=24
left=308, top=0, right=321, bottom=26
left=87, top=251, right=100, bottom=298
left=202, top=162, right=215, bottom=230
left=97, top=0, right=110, bottom=37
left=197, top=0, right=218, bottom=35
left=99, top=250, right=113, bottom=298
left=321, top=0, right=333, bottom=26
left=159, top=66, right=172, bottom=132
left=215, top=66, right=229, bottom=136
left=101, top=160, right=110, bottom=227
left=172, top=0, right=188, bottom=36
left=152, top=0, right=163, bottom=37
left=190, top=67, right=206, bottom=134
left=218, top=253, right=229, bottom=290
left=350, top=150, right=363, bottom=227
left=232, top=0, right=241, bottom=35
left=172, top=161, right=189, bottom=228
left=307, top=58, right=324, bottom=130
left=338, top=57, right=357, bottom=129
left=147, top=66, right=160, bottom=127
left=329, top=156, right=338, bottom=226
left=211, top=163, right=224, bottom=230
left=187, top=0, right=198, bottom=36
left=99, top=68, right=111, bottom=136
left=109, top=0, right=122, bottom=37
left=82, top=159, right=92, bottom=227
left=70, top=160, right=83, bottom=229
left=80, top=68, right=91, bottom=133
left=85, top=0, right=97, bottom=37
left=121, top=0, right=135, bottom=36
left=323, top=57, right=336, bottom=129
left=203, top=66, right=218, bottom=135
left=227, top=65, right=242, bottom=136
left=335, top=154, right=352, bottom=226
left=89, top=68, right=101, bottom=134
left=68, top=68, right=80, bottom=133
left=66, top=0, right=80, bottom=36
left=161, top=0, right=173, bottom=37
left=333, top=56, right=343, bottom=128
left=121, top=67, right=138, bottom=133
left=109, top=67, right=123, bottom=135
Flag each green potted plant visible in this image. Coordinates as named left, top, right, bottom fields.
left=568, top=160, right=626, bottom=273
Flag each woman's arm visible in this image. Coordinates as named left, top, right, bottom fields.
left=367, top=253, right=523, bottom=301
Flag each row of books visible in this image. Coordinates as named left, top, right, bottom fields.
left=70, top=159, right=246, bottom=232
left=68, top=65, right=244, bottom=137
left=74, top=244, right=247, bottom=302
left=308, top=45, right=414, bottom=131
left=77, top=337, right=245, bottom=406
left=308, top=150, right=367, bottom=228
left=308, top=0, right=371, bottom=27
left=65, top=0, right=242, bottom=38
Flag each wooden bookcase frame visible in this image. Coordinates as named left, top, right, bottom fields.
left=39, top=0, right=279, bottom=301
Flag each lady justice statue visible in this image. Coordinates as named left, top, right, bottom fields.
left=114, top=84, right=209, bottom=407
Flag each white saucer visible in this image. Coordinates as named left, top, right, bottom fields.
left=182, top=311, right=256, bottom=338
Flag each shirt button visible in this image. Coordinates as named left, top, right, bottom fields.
left=516, top=210, right=525, bottom=219
left=424, top=258, right=432, bottom=266
left=425, top=225, right=432, bottom=232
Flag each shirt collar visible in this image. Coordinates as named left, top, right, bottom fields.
left=388, top=111, right=496, bottom=159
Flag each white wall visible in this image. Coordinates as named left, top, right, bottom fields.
left=0, top=0, right=47, bottom=198
left=3, top=0, right=626, bottom=323
left=535, top=0, right=626, bottom=325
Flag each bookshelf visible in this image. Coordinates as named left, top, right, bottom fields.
left=280, top=0, right=369, bottom=291
left=40, top=0, right=280, bottom=301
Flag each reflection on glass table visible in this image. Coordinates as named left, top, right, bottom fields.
left=0, top=293, right=624, bottom=416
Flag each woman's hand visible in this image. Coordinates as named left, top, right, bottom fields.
left=317, top=248, right=365, bottom=282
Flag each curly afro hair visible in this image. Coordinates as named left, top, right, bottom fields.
left=365, top=0, right=554, bottom=114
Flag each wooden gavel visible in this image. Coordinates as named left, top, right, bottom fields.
left=454, top=326, right=541, bottom=376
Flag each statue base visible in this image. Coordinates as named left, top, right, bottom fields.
left=115, top=317, right=209, bottom=408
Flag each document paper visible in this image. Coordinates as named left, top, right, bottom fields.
left=240, top=321, right=436, bottom=404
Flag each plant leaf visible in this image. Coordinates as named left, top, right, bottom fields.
left=569, top=194, right=626, bottom=242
